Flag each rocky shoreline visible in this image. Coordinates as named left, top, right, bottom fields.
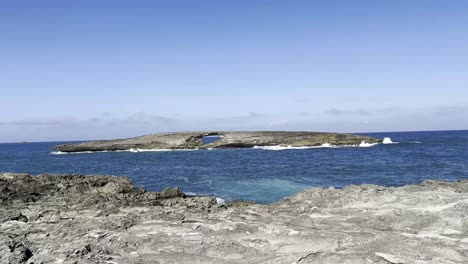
left=54, top=131, right=381, bottom=152
left=1, top=173, right=467, bottom=263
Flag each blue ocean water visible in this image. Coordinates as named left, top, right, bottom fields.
left=1, top=130, right=467, bottom=203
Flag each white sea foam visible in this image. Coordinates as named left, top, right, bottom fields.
left=253, top=141, right=379, bottom=150
left=382, top=137, right=399, bottom=144
left=132, top=148, right=173, bottom=152
left=409, top=141, right=421, bottom=144
left=50, top=148, right=199, bottom=155
left=174, top=148, right=199, bottom=151
left=253, top=145, right=320, bottom=150
left=215, top=197, right=226, bottom=204
left=51, top=149, right=136, bottom=155
left=50, top=150, right=105, bottom=155
left=50, top=151, right=68, bottom=155
left=382, top=137, right=393, bottom=144
left=358, top=141, right=379, bottom=147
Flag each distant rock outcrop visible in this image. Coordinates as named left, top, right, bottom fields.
left=54, top=131, right=381, bottom=152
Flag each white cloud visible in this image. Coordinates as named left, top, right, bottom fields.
left=1, top=104, right=467, bottom=142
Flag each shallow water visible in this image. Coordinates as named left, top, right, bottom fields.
left=1, top=130, right=467, bottom=203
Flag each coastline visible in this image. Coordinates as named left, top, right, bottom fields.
left=1, top=173, right=467, bottom=263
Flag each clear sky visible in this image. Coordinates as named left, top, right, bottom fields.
left=1, top=1, right=467, bottom=142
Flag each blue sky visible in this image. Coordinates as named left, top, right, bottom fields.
left=1, top=1, right=467, bottom=142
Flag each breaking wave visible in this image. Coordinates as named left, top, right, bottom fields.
left=51, top=138, right=394, bottom=154
left=129, top=148, right=199, bottom=152
left=50, top=148, right=199, bottom=155
left=253, top=141, right=379, bottom=150
left=358, top=141, right=379, bottom=147
left=50, top=150, right=117, bottom=155
left=382, top=137, right=399, bottom=144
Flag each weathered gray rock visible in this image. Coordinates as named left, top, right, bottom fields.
left=54, top=131, right=381, bottom=152
left=1, top=173, right=467, bottom=264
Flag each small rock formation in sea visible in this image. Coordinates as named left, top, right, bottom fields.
left=54, top=131, right=381, bottom=152
left=1, top=173, right=467, bottom=263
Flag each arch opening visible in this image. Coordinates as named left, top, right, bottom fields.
left=202, top=135, right=222, bottom=145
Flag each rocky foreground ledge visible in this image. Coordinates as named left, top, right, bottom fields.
left=1, top=173, right=467, bottom=264
left=54, top=131, right=381, bottom=152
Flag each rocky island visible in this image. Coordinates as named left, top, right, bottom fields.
left=1, top=173, right=467, bottom=263
left=54, top=131, right=381, bottom=153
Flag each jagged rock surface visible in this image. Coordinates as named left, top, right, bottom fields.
left=54, top=131, right=381, bottom=152
left=1, top=173, right=467, bottom=263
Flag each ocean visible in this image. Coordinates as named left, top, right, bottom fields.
left=1, top=130, right=467, bottom=203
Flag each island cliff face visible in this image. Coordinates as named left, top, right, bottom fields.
left=1, top=173, right=467, bottom=264
left=54, top=131, right=381, bottom=152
